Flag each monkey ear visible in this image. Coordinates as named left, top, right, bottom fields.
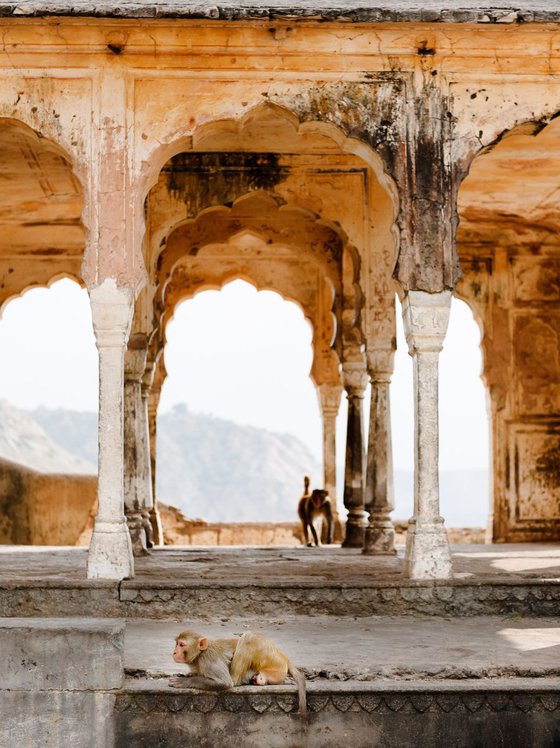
left=198, top=637, right=209, bottom=650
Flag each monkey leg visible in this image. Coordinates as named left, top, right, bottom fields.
left=230, top=632, right=262, bottom=686
left=258, top=664, right=288, bottom=685
left=307, top=514, right=320, bottom=546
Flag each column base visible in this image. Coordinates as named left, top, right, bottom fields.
left=363, top=521, right=397, bottom=555
left=126, top=513, right=151, bottom=557
left=341, top=515, right=367, bottom=548
left=149, top=507, right=165, bottom=546
left=87, top=520, right=134, bottom=580
left=142, top=511, right=155, bottom=549
left=404, top=517, right=453, bottom=580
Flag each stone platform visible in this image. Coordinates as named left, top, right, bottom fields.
left=1, top=543, right=560, bottom=618
left=3, top=615, right=560, bottom=748
left=2, top=544, right=560, bottom=747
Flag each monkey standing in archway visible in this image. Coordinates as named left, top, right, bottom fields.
left=298, top=476, right=334, bottom=546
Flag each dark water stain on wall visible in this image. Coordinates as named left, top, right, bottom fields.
left=162, top=152, right=289, bottom=218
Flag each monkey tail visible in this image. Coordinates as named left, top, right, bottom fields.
left=288, top=662, right=307, bottom=715
left=303, top=475, right=310, bottom=495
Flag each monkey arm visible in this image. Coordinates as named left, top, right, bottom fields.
left=169, top=674, right=232, bottom=691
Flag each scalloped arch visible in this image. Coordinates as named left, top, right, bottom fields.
left=156, top=190, right=352, bottom=309
left=137, top=101, right=399, bottom=224
left=160, top=277, right=338, bottom=391
left=0, top=273, right=85, bottom=320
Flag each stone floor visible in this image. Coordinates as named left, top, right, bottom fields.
left=2, top=542, right=560, bottom=583
left=126, top=615, right=560, bottom=681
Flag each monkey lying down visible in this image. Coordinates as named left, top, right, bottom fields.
left=171, top=630, right=307, bottom=714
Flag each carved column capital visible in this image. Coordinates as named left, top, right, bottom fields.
left=402, top=290, right=452, bottom=355
left=125, top=333, right=149, bottom=383
left=366, top=347, right=395, bottom=384
left=90, top=280, right=134, bottom=349
left=318, top=383, right=343, bottom=418
left=342, top=363, right=368, bottom=396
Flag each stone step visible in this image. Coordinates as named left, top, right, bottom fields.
left=3, top=616, right=560, bottom=747
left=2, top=576, right=560, bottom=618
left=2, top=545, right=560, bottom=618
left=116, top=678, right=560, bottom=748
left=127, top=616, right=560, bottom=684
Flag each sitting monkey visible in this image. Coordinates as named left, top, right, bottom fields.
left=297, top=476, right=334, bottom=546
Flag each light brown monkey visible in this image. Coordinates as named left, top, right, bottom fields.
left=171, top=629, right=306, bottom=714
left=298, top=477, right=334, bottom=547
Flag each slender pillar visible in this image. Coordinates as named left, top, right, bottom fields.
left=147, top=366, right=165, bottom=546
left=87, top=279, right=134, bottom=580
left=318, top=383, right=343, bottom=540
left=341, top=363, right=368, bottom=548
left=402, top=290, right=453, bottom=579
left=143, top=383, right=163, bottom=545
left=124, top=334, right=154, bottom=556
left=363, top=362, right=396, bottom=555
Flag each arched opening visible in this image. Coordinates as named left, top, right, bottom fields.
left=0, top=279, right=97, bottom=546
left=457, top=116, right=560, bottom=542
left=0, top=119, right=91, bottom=547
left=131, top=102, right=397, bottom=548
left=156, top=279, right=322, bottom=524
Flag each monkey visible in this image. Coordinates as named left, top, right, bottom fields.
left=170, top=629, right=306, bottom=714
left=171, top=630, right=237, bottom=691
left=298, top=476, right=334, bottom=547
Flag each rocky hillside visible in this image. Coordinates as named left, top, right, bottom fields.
left=30, top=403, right=321, bottom=522
left=0, top=401, right=95, bottom=474
left=0, top=401, right=488, bottom=526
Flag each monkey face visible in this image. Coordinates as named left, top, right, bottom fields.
left=173, top=631, right=208, bottom=664
left=172, top=639, right=190, bottom=663
left=311, top=489, right=328, bottom=507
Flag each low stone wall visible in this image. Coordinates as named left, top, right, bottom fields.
left=0, top=457, right=96, bottom=545
left=0, top=459, right=484, bottom=547
left=160, top=503, right=302, bottom=545
left=0, top=617, right=125, bottom=748
left=160, top=504, right=485, bottom=546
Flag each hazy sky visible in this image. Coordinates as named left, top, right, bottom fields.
left=0, top=277, right=489, bottom=477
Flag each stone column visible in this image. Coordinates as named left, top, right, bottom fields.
left=143, top=383, right=163, bottom=545
left=147, top=364, right=165, bottom=546
left=124, top=334, right=154, bottom=556
left=87, top=280, right=134, bottom=580
left=363, top=355, right=396, bottom=555
left=341, top=363, right=368, bottom=548
left=402, top=290, right=453, bottom=579
left=318, top=384, right=342, bottom=500
left=318, top=383, right=343, bottom=540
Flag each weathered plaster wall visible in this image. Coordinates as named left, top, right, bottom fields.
left=0, top=458, right=97, bottom=545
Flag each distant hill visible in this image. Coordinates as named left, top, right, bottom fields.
left=0, top=402, right=488, bottom=526
left=0, top=401, right=95, bottom=475
left=29, top=403, right=322, bottom=522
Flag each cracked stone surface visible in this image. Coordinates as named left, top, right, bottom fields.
left=2, top=1, right=560, bottom=23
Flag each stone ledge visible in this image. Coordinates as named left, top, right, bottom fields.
left=1, top=617, right=125, bottom=690
left=2, top=580, right=560, bottom=617
left=0, top=2, right=559, bottom=24
left=117, top=677, right=560, bottom=714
